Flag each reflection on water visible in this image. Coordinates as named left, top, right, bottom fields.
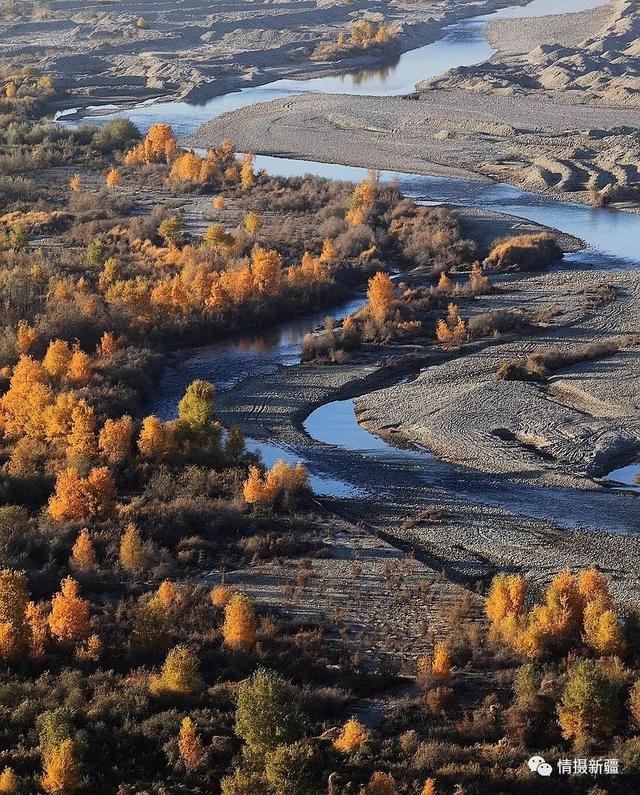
left=345, top=60, right=400, bottom=87
left=304, top=398, right=427, bottom=461
left=149, top=293, right=367, bottom=421
left=604, top=462, right=640, bottom=492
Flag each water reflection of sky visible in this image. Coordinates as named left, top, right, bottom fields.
left=604, top=463, right=640, bottom=492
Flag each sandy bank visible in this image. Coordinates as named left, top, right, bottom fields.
left=213, top=289, right=640, bottom=608
left=485, top=4, right=611, bottom=55
left=189, top=90, right=640, bottom=207
left=427, top=0, right=640, bottom=109
left=357, top=264, right=640, bottom=488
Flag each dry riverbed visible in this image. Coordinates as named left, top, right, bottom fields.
left=191, top=0, right=640, bottom=210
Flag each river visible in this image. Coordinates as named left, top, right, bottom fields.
left=62, top=0, right=640, bottom=523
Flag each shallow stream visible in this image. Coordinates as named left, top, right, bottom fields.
left=63, top=0, right=639, bottom=524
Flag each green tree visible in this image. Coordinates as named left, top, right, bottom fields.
left=178, top=380, right=215, bottom=435
left=557, top=659, right=619, bottom=750
left=220, top=768, right=267, bottom=795
left=158, top=216, right=182, bottom=247
left=9, top=224, right=28, bottom=251
left=265, top=741, right=319, bottom=795
left=86, top=238, right=107, bottom=267
left=38, top=708, right=74, bottom=760
left=235, top=668, right=304, bottom=754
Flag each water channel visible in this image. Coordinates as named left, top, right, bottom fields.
left=61, top=0, right=640, bottom=526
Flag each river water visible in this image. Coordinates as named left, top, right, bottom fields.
left=61, top=0, right=639, bottom=521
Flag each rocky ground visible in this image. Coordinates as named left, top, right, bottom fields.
left=434, top=0, right=640, bottom=108
left=0, top=0, right=536, bottom=108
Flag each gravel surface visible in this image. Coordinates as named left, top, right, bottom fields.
left=190, top=89, right=640, bottom=207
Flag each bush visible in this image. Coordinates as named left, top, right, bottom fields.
left=485, top=233, right=563, bottom=271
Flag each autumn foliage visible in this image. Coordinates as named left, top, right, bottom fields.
left=222, top=593, right=257, bottom=651
left=48, top=467, right=116, bottom=521
left=41, top=739, right=81, bottom=794
left=334, top=717, right=370, bottom=753
left=48, top=577, right=91, bottom=644
left=486, top=568, right=625, bottom=659
left=124, top=123, right=178, bottom=165
left=69, top=528, right=96, bottom=573
left=242, top=460, right=309, bottom=510
left=150, top=645, right=204, bottom=697
left=178, top=717, right=203, bottom=771
left=367, top=272, right=395, bottom=323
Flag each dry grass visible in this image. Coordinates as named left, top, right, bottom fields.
left=485, top=232, right=563, bottom=272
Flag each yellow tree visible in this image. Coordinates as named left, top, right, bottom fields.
left=244, top=211, right=262, bottom=236
left=251, top=246, right=282, bottom=296
left=210, top=585, right=231, bottom=608
left=240, top=153, right=255, bottom=189
left=48, top=469, right=86, bottom=521
left=0, top=569, right=30, bottom=661
left=69, top=174, right=82, bottom=192
left=243, top=466, right=265, bottom=506
left=66, top=347, right=91, bottom=385
left=346, top=180, right=376, bottom=226
left=119, top=523, right=145, bottom=573
left=583, top=597, right=625, bottom=656
left=44, top=392, right=80, bottom=442
left=485, top=573, right=526, bottom=645
left=43, top=340, right=72, bottom=380
left=0, top=767, right=17, bottom=793
left=48, top=468, right=116, bottom=522
left=16, top=320, right=38, bottom=354
left=105, top=167, right=120, bottom=189
left=48, top=577, right=91, bottom=644
left=320, top=238, right=337, bottom=265
left=212, top=195, right=225, bottom=210
left=170, top=152, right=203, bottom=183
left=125, top=123, right=177, bottom=165
left=222, top=593, right=256, bottom=651
left=137, top=416, right=176, bottom=461
left=431, top=642, right=451, bottom=681
left=41, top=739, right=81, bottom=794
left=98, top=415, right=133, bottom=465
left=178, top=716, right=202, bottom=771
left=367, top=272, right=395, bottom=323
left=362, top=772, right=398, bottom=795
left=66, top=401, right=97, bottom=470
left=26, top=601, right=48, bottom=660
left=97, top=331, right=119, bottom=356
left=153, top=580, right=179, bottom=610
left=421, top=780, right=437, bottom=795
left=150, top=645, right=203, bottom=697
left=578, top=568, right=611, bottom=607
left=69, top=529, right=96, bottom=573
left=2, top=355, right=52, bottom=438
left=84, top=467, right=117, bottom=519
left=437, top=272, right=452, bottom=291
left=334, top=717, right=370, bottom=753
